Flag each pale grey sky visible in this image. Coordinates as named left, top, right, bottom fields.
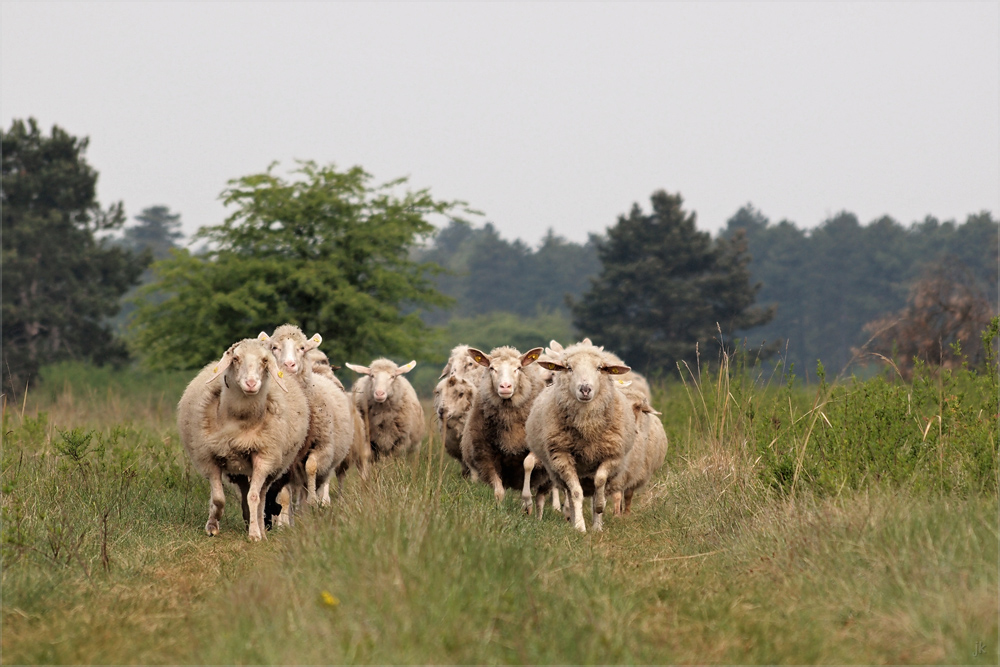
left=2, top=2, right=997, bottom=246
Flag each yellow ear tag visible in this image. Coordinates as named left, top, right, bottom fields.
left=278, top=371, right=284, bottom=378
left=213, top=366, right=219, bottom=373
left=312, top=335, right=321, bottom=342
left=530, top=354, right=537, bottom=360
left=611, top=368, right=619, bottom=374
left=476, top=356, right=482, bottom=361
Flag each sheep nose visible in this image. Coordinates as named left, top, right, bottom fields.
left=579, top=384, right=592, bottom=398
left=284, top=360, right=297, bottom=370
left=499, top=382, right=512, bottom=392
left=374, top=390, right=387, bottom=400
left=245, top=378, right=258, bottom=390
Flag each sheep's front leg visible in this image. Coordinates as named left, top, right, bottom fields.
left=591, top=460, right=617, bottom=532
left=551, top=486, right=561, bottom=512
left=247, top=455, right=269, bottom=542
left=550, top=452, right=585, bottom=532
left=521, top=453, right=537, bottom=514
left=231, top=475, right=252, bottom=526
left=205, top=465, right=226, bottom=536
left=611, top=490, right=624, bottom=516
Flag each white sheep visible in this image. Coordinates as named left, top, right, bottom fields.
left=302, top=342, right=371, bottom=483
left=607, top=383, right=668, bottom=516
left=459, top=346, right=552, bottom=513
left=260, top=325, right=354, bottom=527
left=346, top=358, right=424, bottom=459
left=525, top=342, right=636, bottom=532
left=177, top=338, right=309, bottom=541
left=434, top=372, right=477, bottom=474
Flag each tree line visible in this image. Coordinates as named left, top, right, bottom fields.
left=3, top=118, right=996, bottom=394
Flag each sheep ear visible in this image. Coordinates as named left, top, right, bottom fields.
left=520, top=347, right=544, bottom=367
left=268, top=365, right=289, bottom=392
left=600, top=365, right=631, bottom=376
left=305, top=333, right=323, bottom=351
left=468, top=348, right=491, bottom=367
left=438, top=361, right=452, bottom=380
left=345, top=363, right=370, bottom=375
left=549, top=340, right=563, bottom=353
left=615, top=379, right=633, bottom=388
left=644, top=405, right=662, bottom=416
left=395, top=360, right=416, bottom=376
left=329, top=364, right=342, bottom=371
left=257, top=331, right=270, bottom=342
left=205, top=351, right=233, bottom=384
left=581, top=337, right=592, bottom=346
left=537, top=361, right=566, bottom=372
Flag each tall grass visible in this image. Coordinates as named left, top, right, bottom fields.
left=1, top=355, right=996, bottom=664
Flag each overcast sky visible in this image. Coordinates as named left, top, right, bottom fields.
left=2, top=2, right=997, bottom=247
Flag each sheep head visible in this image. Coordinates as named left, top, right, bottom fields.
left=346, top=358, right=416, bottom=404
left=259, top=325, right=322, bottom=377
left=206, top=338, right=287, bottom=394
left=538, top=345, right=630, bottom=403
left=468, top=346, right=543, bottom=400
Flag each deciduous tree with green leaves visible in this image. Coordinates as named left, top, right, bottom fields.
left=1, top=118, right=149, bottom=394
left=130, top=161, right=464, bottom=370
left=571, top=190, right=773, bottom=374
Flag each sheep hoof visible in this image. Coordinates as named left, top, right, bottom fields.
left=205, top=520, right=220, bottom=536
left=522, top=497, right=533, bottom=515
left=574, top=520, right=587, bottom=533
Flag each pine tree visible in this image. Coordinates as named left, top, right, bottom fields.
left=572, top=190, right=773, bottom=374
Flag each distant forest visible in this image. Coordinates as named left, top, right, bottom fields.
left=415, top=208, right=998, bottom=376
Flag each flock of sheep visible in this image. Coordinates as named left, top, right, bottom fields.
left=177, top=325, right=667, bottom=541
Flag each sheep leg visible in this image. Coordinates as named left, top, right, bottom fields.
left=246, top=455, right=269, bottom=542
left=318, top=477, right=331, bottom=507
left=611, top=491, right=624, bottom=516
left=534, top=489, right=546, bottom=519
left=623, top=488, right=635, bottom=515
left=276, top=486, right=292, bottom=527
left=591, top=460, right=615, bottom=532
left=231, top=475, right=252, bottom=526
left=205, top=465, right=226, bottom=536
left=305, top=453, right=319, bottom=505
left=521, top=453, right=537, bottom=514
left=491, top=473, right=505, bottom=504
left=551, top=486, right=561, bottom=512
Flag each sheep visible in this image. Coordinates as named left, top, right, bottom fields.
left=303, top=346, right=371, bottom=484
left=525, top=342, right=636, bottom=532
left=434, top=373, right=477, bottom=474
left=177, top=338, right=309, bottom=541
left=459, top=345, right=552, bottom=513
left=346, top=358, right=424, bottom=460
left=607, top=383, right=668, bottom=516
left=306, top=348, right=345, bottom=390
left=261, top=325, right=354, bottom=527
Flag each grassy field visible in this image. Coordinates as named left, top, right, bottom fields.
left=2, top=359, right=997, bottom=664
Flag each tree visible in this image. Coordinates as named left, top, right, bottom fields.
left=571, top=190, right=773, bottom=374
left=1, top=118, right=149, bottom=394
left=122, top=205, right=184, bottom=261
left=129, top=161, right=464, bottom=370
left=861, top=258, right=996, bottom=378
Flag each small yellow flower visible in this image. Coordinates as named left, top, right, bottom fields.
left=320, top=590, right=339, bottom=607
